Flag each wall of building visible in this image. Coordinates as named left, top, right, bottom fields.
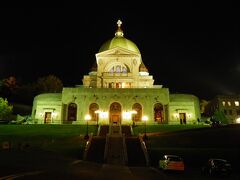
left=62, top=86, right=169, bottom=125
left=168, top=94, right=201, bottom=124
left=32, top=93, right=62, bottom=124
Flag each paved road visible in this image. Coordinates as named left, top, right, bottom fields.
left=0, top=150, right=239, bottom=179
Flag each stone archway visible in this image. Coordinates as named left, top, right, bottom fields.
left=154, top=103, right=164, bottom=123
left=109, top=102, right=122, bottom=125
left=67, top=103, right=77, bottom=121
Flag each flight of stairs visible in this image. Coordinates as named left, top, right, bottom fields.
left=98, top=125, right=109, bottom=136
left=84, top=125, right=148, bottom=166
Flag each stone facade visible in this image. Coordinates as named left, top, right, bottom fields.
left=32, top=20, right=201, bottom=125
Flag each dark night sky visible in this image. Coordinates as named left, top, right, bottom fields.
left=0, top=6, right=240, bottom=100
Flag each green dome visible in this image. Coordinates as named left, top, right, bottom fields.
left=99, top=36, right=140, bottom=53
left=98, top=20, right=140, bottom=53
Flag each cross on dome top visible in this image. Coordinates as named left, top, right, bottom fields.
left=117, top=20, right=122, bottom=28
left=115, top=19, right=124, bottom=37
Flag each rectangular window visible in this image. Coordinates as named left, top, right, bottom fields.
left=227, top=101, right=231, bottom=106
left=222, top=101, right=226, bottom=106
left=235, top=101, right=239, bottom=106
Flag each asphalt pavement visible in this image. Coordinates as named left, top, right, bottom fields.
left=0, top=149, right=239, bottom=180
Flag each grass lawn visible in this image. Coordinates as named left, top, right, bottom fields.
left=0, top=125, right=98, bottom=158
left=132, top=124, right=209, bottom=135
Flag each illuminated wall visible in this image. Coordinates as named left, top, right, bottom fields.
left=168, top=94, right=201, bottom=124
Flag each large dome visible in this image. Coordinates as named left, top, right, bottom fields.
left=98, top=20, right=140, bottom=53
left=99, top=37, right=140, bottom=53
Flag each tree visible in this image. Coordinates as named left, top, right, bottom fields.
left=36, top=75, right=63, bottom=93
left=213, top=110, right=228, bottom=124
left=0, top=76, right=18, bottom=101
left=0, top=97, right=13, bottom=120
left=0, top=77, right=37, bottom=105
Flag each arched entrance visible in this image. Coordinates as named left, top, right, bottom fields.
left=110, top=102, right=121, bottom=125
left=154, top=103, right=164, bottom=123
left=67, top=103, right=77, bottom=121
left=132, top=103, right=142, bottom=123
left=89, top=103, right=99, bottom=125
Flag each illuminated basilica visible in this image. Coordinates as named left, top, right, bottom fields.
left=32, top=20, right=200, bottom=125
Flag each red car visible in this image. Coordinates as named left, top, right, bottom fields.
left=159, top=155, right=185, bottom=171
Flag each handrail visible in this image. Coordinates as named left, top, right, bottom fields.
left=139, top=134, right=150, bottom=166
left=103, top=134, right=109, bottom=162
left=82, top=133, right=93, bottom=160
left=122, top=134, right=128, bottom=165
left=97, top=125, right=101, bottom=136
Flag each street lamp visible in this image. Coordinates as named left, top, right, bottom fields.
left=95, top=110, right=101, bottom=127
left=142, top=115, right=148, bottom=140
left=84, top=114, right=91, bottom=140
left=131, top=110, right=137, bottom=126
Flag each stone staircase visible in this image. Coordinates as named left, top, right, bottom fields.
left=104, top=124, right=127, bottom=165
left=121, top=125, right=132, bottom=137
left=84, top=124, right=149, bottom=166
left=98, top=125, right=109, bottom=136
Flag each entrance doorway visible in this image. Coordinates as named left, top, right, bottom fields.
left=44, top=112, right=52, bottom=124
left=179, top=113, right=186, bottom=124
left=110, top=102, right=121, bottom=125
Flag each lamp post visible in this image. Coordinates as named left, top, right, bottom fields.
left=84, top=114, right=91, bottom=140
left=95, top=110, right=101, bottom=127
left=131, top=110, right=137, bottom=126
left=142, top=115, right=148, bottom=140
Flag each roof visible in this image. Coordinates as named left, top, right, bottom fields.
left=98, top=20, right=140, bottom=53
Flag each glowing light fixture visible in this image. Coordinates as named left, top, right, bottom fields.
left=95, top=110, right=101, bottom=114
left=130, top=110, right=137, bottom=114
left=52, top=112, right=57, bottom=118
left=174, top=113, right=179, bottom=118
left=99, top=112, right=108, bottom=118
left=123, top=112, right=131, bottom=119
left=235, top=101, right=239, bottom=106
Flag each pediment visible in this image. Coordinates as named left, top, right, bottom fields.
left=96, top=47, right=140, bottom=57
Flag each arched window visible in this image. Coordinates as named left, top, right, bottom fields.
left=122, top=67, right=127, bottom=73
left=89, top=103, right=99, bottom=122
left=68, top=103, right=77, bottom=121
left=154, top=103, right=164, bottom=123
left=132, top=103, right=142, bottom=122
left=110, top=67, right=114, bottom=73
left=108, top=64, right=129, bottom=73
left=116, top=65, right=121, bottom=73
